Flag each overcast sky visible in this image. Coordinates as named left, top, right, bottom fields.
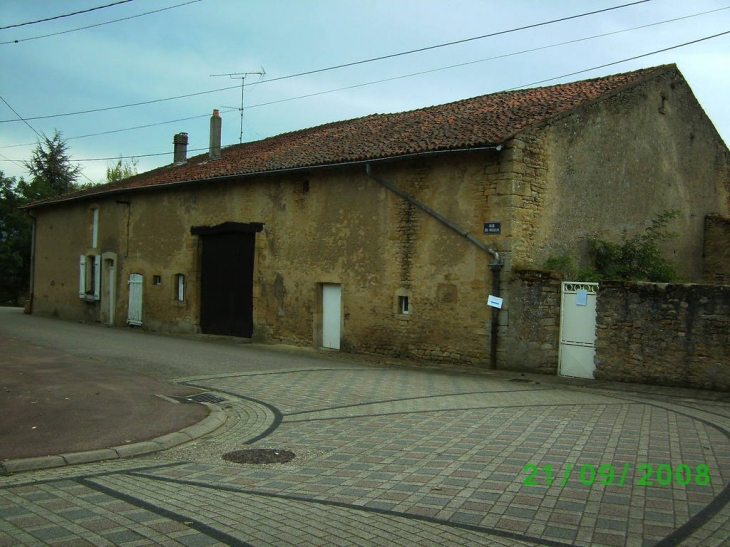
left=1, top=0, right=729, bottom=184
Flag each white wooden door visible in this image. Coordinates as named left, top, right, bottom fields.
left=322, top=284, right=341, bottom=349
left=559, top=282, right=598, bottom=378
left=127, top=273, right=143, bottom=326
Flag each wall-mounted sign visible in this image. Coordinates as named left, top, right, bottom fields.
left=484, top=222, right=501, bottom=234
left=487, top=295, right=503, bottom=309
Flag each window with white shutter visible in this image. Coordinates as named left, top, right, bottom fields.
left=79, top=254, right=101, bottom=301
left=79, top=255, right=87, bottom=298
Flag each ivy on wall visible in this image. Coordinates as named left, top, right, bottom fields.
left=545, top=210, right=680, bottom=282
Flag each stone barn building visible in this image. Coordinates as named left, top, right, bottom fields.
left=24, top=64, right=730, bottom=371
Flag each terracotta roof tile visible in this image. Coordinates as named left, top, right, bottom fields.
left=30, top=64, right=675, bottom=206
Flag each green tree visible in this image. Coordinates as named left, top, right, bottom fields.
left=23, top=130, right=80, bottom=199
left=105, top=157, right=138, bottom=184
left=0, top=172, right=32, bottom=305
left=0, top=132, right=82, bottom=305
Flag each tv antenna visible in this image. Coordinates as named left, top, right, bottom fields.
left=210, top=68, right=266, bottom=144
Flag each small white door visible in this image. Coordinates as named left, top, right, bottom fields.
left=322, top=283, right=341, bottom=349
left=127, top=273, right=143, bottom=326
left=559, top=282, right=598, bottom=379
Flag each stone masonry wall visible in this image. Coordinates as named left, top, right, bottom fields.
left=502, top=269, right=562, bottom=374
left=595, top=282, right=730, bottom=391
left=703, top=214, right=730, bottom=285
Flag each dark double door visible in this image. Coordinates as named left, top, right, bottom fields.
left=198, top=228, right=257, bottom=338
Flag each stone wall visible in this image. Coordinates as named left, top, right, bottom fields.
left=703, top=214, right=730, bottom=285
left=595, top=281, right=730, bottom=391
left=501, top=270, right=562, bottom=373
left=31, top=151, right=503, bottom=367
left=531, top=68, right=730, bottom=281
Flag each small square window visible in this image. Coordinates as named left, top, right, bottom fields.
left=153, top=275, right=162, bottom=286
left=398, top=295, right=410, bottom=315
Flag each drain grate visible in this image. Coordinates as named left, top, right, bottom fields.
left=171, top=392, right=226, bottom=404
left=508, top=378, right=532, bottom=383
left=222, top=449, right=295, bottom=464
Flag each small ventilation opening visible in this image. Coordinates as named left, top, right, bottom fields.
left=398, top=295, right=410, bottom=315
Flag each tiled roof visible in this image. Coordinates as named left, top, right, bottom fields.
left=30, top=64, right=676, bottom=207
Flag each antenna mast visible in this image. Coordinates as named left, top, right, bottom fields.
left=210, top=68, right=266, bottom=144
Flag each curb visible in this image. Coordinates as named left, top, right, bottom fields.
left=0, top=404, right=227, bottom=476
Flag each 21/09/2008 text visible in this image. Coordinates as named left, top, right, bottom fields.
left=522, top=463, right=711, bottom=487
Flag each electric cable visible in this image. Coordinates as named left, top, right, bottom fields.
left=1, top=0, right=201, bottom=45
left=0, top=1, right=134, bottom=30
left=0, top=0, right=649, bottom=118
left=0, top=5, right=717, bottom=147
left=0, top=95, right=43, bottom=140
left=2, top=27, right=727, bottom=165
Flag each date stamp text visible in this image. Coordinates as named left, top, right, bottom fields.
left=523, top=463, right=710, bottom=487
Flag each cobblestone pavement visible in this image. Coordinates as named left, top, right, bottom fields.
left=2, top=362, right=730, bottom=546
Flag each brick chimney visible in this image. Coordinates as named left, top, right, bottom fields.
left=209, top=109, right=222, bottom=159
left=173, top=132, right=188, bottom=164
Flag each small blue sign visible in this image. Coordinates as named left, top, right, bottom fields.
left=484, top=222, right=501, bottom=234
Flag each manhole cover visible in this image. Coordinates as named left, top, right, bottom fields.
left=171, top=393, right=226, bottom=404
left=222, top=449, right=295, bottom=464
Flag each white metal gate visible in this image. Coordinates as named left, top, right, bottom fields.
left=322, top=283, right=342, bottom=349
left=559, top=282, right=599, bottom=379
left=127, top=273, right=143, bottom=326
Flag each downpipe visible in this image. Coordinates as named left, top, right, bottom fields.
left=366, top=164, right=503, bottom=368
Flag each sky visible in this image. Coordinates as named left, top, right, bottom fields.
left=1, top=0, right=729, bottom=185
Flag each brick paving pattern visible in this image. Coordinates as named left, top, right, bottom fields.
left=2, top=364, right=729, bottom=546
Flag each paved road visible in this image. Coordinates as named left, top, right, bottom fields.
left=1, top=308, right=729, bottom=546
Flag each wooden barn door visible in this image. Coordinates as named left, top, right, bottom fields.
left=199, top=230, right=256, bottom=337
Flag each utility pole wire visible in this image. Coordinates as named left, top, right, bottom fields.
left=510, top=29, right=730, bottom=90
left=0, top=96, right=95, bottom=183
left=0, top=0, right=134, bottom=30
left=254, top=0, right=653, bottom=87
left=0, top=95, right=43, bottom=139
left=1, top=0, right=201, bottom=45
left=0, top=0, right=648, bottom=119
left=0, top=5, right=726, bottom=148
left=2, top=28, right=727, bottom=166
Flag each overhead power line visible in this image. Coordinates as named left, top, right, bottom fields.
left=0, top=0, right=134, bottom=30
left=234, top=29, right=730, bottom=111
left=0, top=95, right=42, bottom=139
left=0, top=6, right=727, bottom=151
left=1, top=0, right=201, bottom=45
left=511, top=29, right=730, bottom=90
left=0, top=0, right=649, bottom=119
left=2, top=29, right=728, bottom=166
left=0, top=5, right=726, bottom=151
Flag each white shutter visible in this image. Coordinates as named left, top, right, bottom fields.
left=93, top=256, right=101, bottom=301
left=79, top=255, right=87, bottom=298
